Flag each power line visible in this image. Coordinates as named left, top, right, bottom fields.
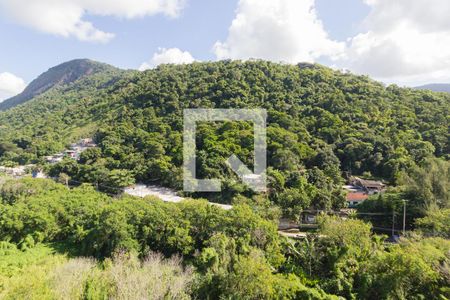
left=301, top=209, right=391, bottom=216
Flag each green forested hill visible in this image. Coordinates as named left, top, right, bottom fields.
left=1, top=60, right=449, bottom=299
left=0, top=60, right=448, bottom=211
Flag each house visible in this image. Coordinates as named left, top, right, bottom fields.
left=342, top=184, right=363, bottom=193
left=346, top=192, right=369, bottom=207
left=343, top=177, right=386, bottom=207
left=350, top=177, right=385, bottom=194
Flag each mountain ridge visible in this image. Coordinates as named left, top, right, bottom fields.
left=415, top=83, right=450, bottom=93
left=0, top=59, right=120, bottom=111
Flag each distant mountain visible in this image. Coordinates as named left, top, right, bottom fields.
left=0, top=59, right=119, bottom=111
left=415, top=83, right=450, bottom=93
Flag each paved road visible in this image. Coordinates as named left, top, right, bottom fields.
left=124, top=184, right=233, bottom=210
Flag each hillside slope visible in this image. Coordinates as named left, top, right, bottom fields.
left=0, top=60, right=448, bottom=209
left=0, top=59, right=120, bottom=111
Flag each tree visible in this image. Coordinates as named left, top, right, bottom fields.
left=416, top=209, right=450, bottom=238
left=357, top=237, right=450, bottom=299
left=398, top=158, right=450, bottom=211
left=104, top=169, right=135, bottom=191
left=58, top=173, right=70, bottom=187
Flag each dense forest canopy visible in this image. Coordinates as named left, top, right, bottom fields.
left=0, top=60, right=448, bottom=215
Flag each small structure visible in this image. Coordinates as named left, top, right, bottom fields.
left=346, top=192, right=369, bottom=207
left=350, top=177, right=385, bottom=194
left=343, top=177, right=386, bottom=207
left=342, top=185, right=362, bottom=193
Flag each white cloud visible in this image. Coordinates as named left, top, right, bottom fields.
left=214, top=0, right=450, bottom=85
left=213, top=0, right=344, bottom=63
left=0, top=0, right=186, bottom=43
left=0, top=72, right=26, bottom=102
left=344, top=0, right=450, bottom=84
left=139, top=48, right=196, bottom=70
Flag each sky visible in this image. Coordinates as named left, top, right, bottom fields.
left=0, top=0, right=449, bottom=101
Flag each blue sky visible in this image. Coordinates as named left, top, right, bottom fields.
left=0, top=0, right=449, bottom=100
left=0, top=0, right=236, bottom=81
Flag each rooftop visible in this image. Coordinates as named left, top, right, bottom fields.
left=346, top=192, right=369, bottom=202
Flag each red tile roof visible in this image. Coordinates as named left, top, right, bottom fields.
left=346, top=192, right=368, bottom=202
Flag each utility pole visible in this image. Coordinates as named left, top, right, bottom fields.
left=402, top=200, right=407, bottom=235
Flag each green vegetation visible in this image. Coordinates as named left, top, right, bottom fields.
left=416, top=208, right=450, bottom=238
left=1, top=60, right=448, bottom=217
left=0, top=178, right=448, bottom=299
left=357, top=157, right=449, bottom=229
left=0, top=60, right=449, bottom=298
